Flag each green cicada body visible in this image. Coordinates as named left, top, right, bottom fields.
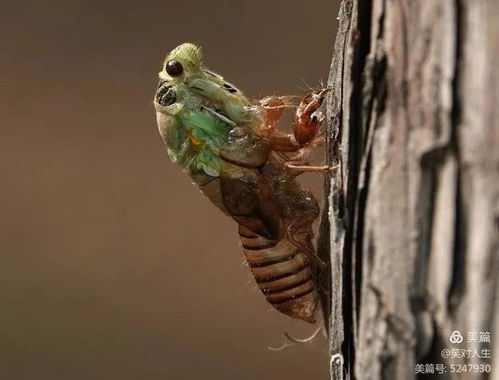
left=154, top=43, right=326, bottom=323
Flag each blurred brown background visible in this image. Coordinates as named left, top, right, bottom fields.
left=0, top=1, right=339, bottom=379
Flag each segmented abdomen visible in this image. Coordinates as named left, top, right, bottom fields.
left=238, top=225, right=318, bottom=323
left=192, top=156, right=320, bottom=323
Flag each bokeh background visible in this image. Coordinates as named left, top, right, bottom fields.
left=0, top=1, right=339, bottom=379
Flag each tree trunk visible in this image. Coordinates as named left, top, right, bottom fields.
left=320, top=1, right=499, bottom=379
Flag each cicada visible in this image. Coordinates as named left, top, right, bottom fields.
left=153, top=43, right=331, bottom=323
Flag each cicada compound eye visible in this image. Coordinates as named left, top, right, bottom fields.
left=165, top=60, right=184, bottom=77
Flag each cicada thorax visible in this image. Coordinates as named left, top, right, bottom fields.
left=218, top=126, right=272, bottom=169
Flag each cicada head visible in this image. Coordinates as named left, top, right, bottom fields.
left=159, top=42, right=203, bottom=85
left=154, top=42, right=203, bottom=113
left=154, top=43, right=206, bottom=144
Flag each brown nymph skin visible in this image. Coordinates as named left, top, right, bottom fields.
left=196, top=90, right=328, bottom=323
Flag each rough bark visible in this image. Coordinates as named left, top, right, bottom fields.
left=320, top=1, right=499, bottom=379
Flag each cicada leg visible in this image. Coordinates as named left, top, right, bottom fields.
left=291, top=136, right=325, bottom=160
left=268, top=326, right=323, bottom=351
left=260, top=89, right=333, bottom=171
left=284, top=194, right=326, bottom=269
left=258, top=95, right=299, bottom=138
left=284, top=162, right=339, bottom=174
left=286, top=227, right=325, bottom=271
left=293, top=88, right=331, bottom=146
left=268, top=131, right=301, bottom=152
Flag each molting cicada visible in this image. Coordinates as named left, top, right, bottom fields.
left=153, top=43, right=332, bottom=323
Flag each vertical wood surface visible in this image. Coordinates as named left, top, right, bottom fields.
left=322, top=1, right=499, bottom=378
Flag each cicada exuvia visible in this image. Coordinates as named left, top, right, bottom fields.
left=153, top=43, right=332, bottom=323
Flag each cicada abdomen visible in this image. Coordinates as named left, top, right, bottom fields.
left=192, top=157, right=320, bottom=323
left=239, top=227, right=318, bottom=323
left=242, top=161, right=320, bottom=323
